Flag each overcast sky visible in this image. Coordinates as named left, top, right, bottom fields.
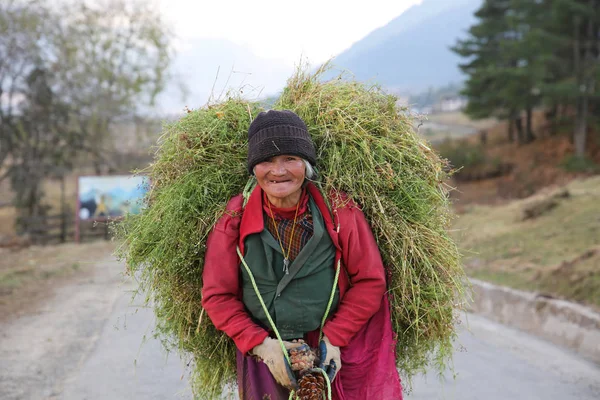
left=158, top=0, right=422, bottom=66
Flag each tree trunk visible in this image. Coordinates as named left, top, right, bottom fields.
left=575, top=93, right=589, bottom=157
left=94, top=157, right=102, bottom=175
left=546, top=104, right=558, bottom=136
left=60, top=174, right=67, bottom=243
left=525, top=107, right=535, bottom=144
left=574, top=4, right=595, bottom=157
left=26, top=178, right=42, bottom=218
left=515, top=116, right=524, bottom=145
left=507, top=118, right=515, bottom=143
left=572, top=14, right=586, bottom=157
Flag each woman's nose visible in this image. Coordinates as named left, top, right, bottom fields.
left=270, top=161, right=286, bottom=175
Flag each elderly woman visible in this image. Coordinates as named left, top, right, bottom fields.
left=202, top=110, right=402, bottom=399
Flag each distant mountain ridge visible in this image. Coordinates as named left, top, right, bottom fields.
left=325, top=0, right=482, bottom=92
left=154, top=38, right=293, bottom=115
left=155, top=0, right=483, bottom=115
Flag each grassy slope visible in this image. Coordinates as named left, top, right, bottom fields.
left=454, top=175, right=600, bottom=309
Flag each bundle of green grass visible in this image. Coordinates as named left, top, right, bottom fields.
left=116, top=66, right=466, bottom=398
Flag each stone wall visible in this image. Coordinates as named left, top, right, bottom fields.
left=469, top=279, right=600, bottom=364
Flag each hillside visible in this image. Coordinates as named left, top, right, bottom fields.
left=430, top=108, right=600, bottom=309
left=439, top=111, right=600, bottom=207
left=454, top=176, right=600, bottom=310
left=325, top=0, right=481, bottom=91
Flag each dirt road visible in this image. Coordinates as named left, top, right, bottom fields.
left=0, top=257, right=126, bottom=399
left=0, top=256, right=190, bottom=399
left=1, top=256, right=599, bottom=399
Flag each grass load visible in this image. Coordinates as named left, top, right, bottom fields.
left=115, top=65, right=467, bottom=398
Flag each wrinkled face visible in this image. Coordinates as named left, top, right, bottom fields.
left=254, top=155, right=306, bottom=206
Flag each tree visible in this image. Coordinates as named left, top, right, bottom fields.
left=499, top=0, right=554, bottom=144
left=456, top=0, right=600, bottom=154
left=452, top=0, right=525, bottom=142
left=0, top=0, right=52, bottom=179
left=542, top=0, right=600, bottom=157
left=0, top=0, right=172, bottom=228
left=9, top=67, right=77, bottom=220
left=52, top=0, right=171, bottom=172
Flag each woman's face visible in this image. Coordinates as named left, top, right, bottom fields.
left=254, top=155, right=306, bottom=207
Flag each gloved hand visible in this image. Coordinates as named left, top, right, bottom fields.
left=251, top=337, right=303, bottom=388
left=319, top=335, right=341, bottom=380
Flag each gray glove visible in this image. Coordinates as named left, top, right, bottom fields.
left=251, top=337, right=303, bottom=388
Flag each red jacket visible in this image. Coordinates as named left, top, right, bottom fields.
left=202, top=182, right=402, bottom=399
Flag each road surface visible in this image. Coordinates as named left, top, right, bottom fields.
left=1, top=258, right=599, bottom=399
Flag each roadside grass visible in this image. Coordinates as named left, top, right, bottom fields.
left=0, top=262, right=81, bottom=291
left=0, top=241, right=115, bottom=292
left=539, top=253, right=600, bottom=307
left=454, top=175, right=600, bottom=309
left=0, top=241, right=116, bottom=321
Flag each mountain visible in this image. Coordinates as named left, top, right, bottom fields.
left=154, top=38, right=293, bottom=116
left=154, top=0, right=483, bottom=115
left=325, top=0, right=482, bottom=93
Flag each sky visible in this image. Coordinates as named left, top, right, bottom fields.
left=158, top=0, right=422, bottom=67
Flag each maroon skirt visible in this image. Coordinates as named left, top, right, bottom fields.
left=236, top=349, right=291, bottom=400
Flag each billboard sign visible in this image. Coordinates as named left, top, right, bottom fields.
left=77, top=175, right=149, bottom=221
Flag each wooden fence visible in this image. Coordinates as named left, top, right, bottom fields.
left=17, top=213, right=113, bottom=245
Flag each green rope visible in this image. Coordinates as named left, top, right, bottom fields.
left=318, top=368, right=333, bottom=400
left=237, top=246, right=291, bottom=365
left=319, top=259, right=341, bottom=343
left=313, top=260, right=339, bottom=400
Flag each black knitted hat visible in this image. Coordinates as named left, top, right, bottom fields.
left=247, top=110, right=317, bottom=174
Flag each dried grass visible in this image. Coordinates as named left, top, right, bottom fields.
left=115, top=64, right=466, bottom=398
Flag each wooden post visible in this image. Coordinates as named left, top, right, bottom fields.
left=75, top=176, right=80, bottom=243
left=60, top=175, right=66, bottom=243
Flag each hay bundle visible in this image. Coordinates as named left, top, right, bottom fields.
left=116, top=65, right=466, bottom=398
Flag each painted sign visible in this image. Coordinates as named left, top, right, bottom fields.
left=77, top=175, right=149, bottom=221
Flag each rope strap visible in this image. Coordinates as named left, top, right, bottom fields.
left=320, top=260, right=340, bottom=343
left=237, top=246, right=291, bottom=364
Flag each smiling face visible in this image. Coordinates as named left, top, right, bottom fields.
left=254, top=155, right=306, bottom=208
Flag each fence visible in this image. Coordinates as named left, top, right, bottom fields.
left=17, top=213, right=113, bottom=245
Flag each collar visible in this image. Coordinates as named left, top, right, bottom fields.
left=262, top=188, right=309, bottom=220
left=239, top=182, right=341, bottom=254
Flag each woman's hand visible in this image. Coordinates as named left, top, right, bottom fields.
left=319, top=335, right=342, bottom=380
left=251, top=337, right=302, bottom=388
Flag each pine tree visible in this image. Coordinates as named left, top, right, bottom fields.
left=542, top=0, right=600, bottom=157
left=500, top=0, right=556, bottom=144
left=453, top=0, right=525, bottom=143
